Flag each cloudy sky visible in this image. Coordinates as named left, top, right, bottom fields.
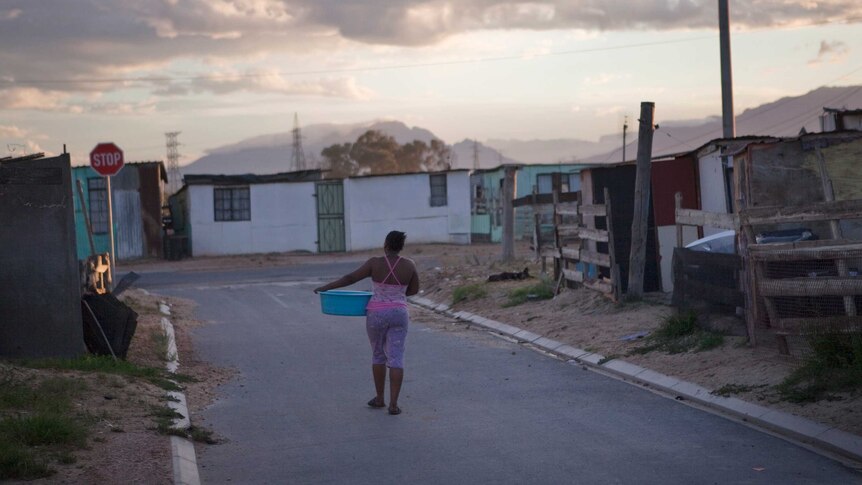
left=2, top=0, right=861, bottom=165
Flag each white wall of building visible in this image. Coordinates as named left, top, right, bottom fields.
left=343, top=171, right=471, bottom=251
left=189, top=182, right=317, bottom=256
left=697, top=150, right=730, bottom=237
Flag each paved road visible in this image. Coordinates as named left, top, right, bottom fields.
left=139, top=264, right=861, bottom=484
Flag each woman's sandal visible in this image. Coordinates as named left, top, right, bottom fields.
left=367, top=398, right=386, bottom=408
left=388, top=405, right=402, bottom=415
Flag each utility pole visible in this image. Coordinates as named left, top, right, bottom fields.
left=291, top=113, right=306, bottom=172
left=165, top=132, right=181, bottom=196
left=501, top=165, right=516, bottom=262
left=622, top=116, right=629, bottom=163
left=718, top=0, right=736, bottom=214
left=718, top=0, right=736, bottom=139
left=627, top=102, right=656, bottom=299
left=472, top=140, right=480, bottom=170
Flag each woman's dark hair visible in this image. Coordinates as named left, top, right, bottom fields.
left=385, top=231, right=406, bottom=252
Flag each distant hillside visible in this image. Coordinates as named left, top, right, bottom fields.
left=182, top=120, right=442, bottom=175
left=580, top=84, right=862, bottom=163
left=182, top=85, right=862, bottom=174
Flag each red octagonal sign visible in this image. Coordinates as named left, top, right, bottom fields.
left=90, top=142, right=125, bottom=176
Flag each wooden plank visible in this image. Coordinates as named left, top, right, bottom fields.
left=604, top=187, right=620, bottom=301
left=562, top=268, right=584, bottom=283
left=578, top=204, right=607, bottom=217
left=749, top=242, right=862, bottom=262
left=579, top=249, right=611, bottom=268
left=675, top=208, right=739, bottom=230
left=541, top=248, right=560, bottom=259
left=556, top=225, right=608, bottom=242
left=777, top=316, right=862, bottom=334
left=758, top=277, right=862, bottom=297
left=557, top=208, right=580, bottom=217
left=560, top=247, right=579, bottom=260
left=741, top=198, right=862, bottom=226
left=584, top=279, right=613, bottom=294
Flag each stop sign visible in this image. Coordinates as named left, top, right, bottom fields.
left=90, top=142, right=125, bottom=176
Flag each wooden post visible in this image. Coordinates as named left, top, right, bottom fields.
left=75, top=179, right=97, bottom=257
left=532, top=186, right=542, bottom=264
left=627, top=101, right=656, bottom=299
left=552, top=189, right=561, bottom=281
left=675, top=192, right=683, bottom=248
left=605, top=187, right=621, bottom=301
left=501, top=166, right=516, bottom=262
left=816, top=149, right=856, bottom=317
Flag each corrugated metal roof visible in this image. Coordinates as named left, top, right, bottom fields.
left=183, top=169, right=324, bottom=185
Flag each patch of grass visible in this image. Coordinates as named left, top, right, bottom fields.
left=0, top=374, right=90, bottom=480
left=452, top=283, right=487, bottom=305
left=697, top=333, right=725, bottom=352
left=597, top=354, right=619, bottom=365
left=18, top=355, right=194, bottom=391
left=151, top=328, right=171, bottom=362
left=502, top=279, right=555, bottom=308
left=629, top=312, right=725, bottom=356
left=151, top=405, right=185, bottom=434
left=0, top=441, right=52, bottom=481
left=711, top=383, right=767, bottom=397
left=777, top=332, right=862, bottom=403
left=0, top=414, right=88, bottom=447
left=189, top=426, right=218, bottom=444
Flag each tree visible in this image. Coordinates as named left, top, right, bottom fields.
left=321, top=143, right=354, bottom=178
left=319, top=130, right=455, bottom=177
left=349, top=130, right=400, bottom=175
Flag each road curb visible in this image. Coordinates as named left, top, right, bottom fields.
left=409, top=296, right=862, bottom=465
left=159, top=302, right=202, bottom=485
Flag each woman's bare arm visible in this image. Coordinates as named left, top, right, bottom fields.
left=314, top=259, right=373, bottom=293
left=405, top=265, right=420, bottom=296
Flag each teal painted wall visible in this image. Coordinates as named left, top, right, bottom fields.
left=71, top=166, right=114, bottom=261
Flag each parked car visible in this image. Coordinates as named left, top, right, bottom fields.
left=684, top=228, right=816, bottom=254
left=685, top=230, right=736, bottom=254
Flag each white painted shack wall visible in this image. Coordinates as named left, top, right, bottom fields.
left=697, top=151, right=730, bottom=237
left=189, top=183, right=317, bottom=256
left=343, top=171, right=471, bottom=251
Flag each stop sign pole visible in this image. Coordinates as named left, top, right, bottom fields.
left=90, top=142, right=126, bottom=289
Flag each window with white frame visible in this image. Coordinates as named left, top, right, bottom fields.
left=87, top=177, right=109, bottom=234
left=429, top=174, right=447, bottom=207
left=214, top=187, right=251, bottom=221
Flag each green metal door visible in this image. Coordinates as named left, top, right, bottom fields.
left=315, top=181, right=346, bottom=253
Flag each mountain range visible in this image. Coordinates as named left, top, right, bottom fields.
left=182, top=85, right=862, bottom=175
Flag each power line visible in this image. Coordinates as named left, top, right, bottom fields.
left=0, top=35, right=720, bottom=86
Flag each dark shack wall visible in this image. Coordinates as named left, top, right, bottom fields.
left=137, top=164, right=164, bottom=258
left=591, top=165, right=661, bottom=293
left=650, top=155, right=700, bottom=226
left=0, top=154, right=85, bottom=358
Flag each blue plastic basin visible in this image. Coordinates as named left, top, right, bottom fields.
left=319, top=290, right=373, bottom=316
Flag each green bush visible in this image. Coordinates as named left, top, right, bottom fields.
left=778, top=332, right=862, bottom=403
left=503, top=279, right=555, bottom=307
left=629, top=311, right=724, bottom=356
left=452, top=283, right=487, bottom=305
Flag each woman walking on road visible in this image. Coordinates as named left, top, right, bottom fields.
left=314, top=231, right=419, bottom=415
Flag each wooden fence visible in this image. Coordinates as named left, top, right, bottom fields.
left=514, top=188, right=620, bottom=300
left=740, top=198, right=862, bottom=355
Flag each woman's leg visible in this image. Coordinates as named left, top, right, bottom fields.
left=372, top=364, right=386, bottom=405
left=388, top=367, right=403, bottom=411
left=366, top=311, right=388, bottom=407
left=383, top=308, right=409, bottom=414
